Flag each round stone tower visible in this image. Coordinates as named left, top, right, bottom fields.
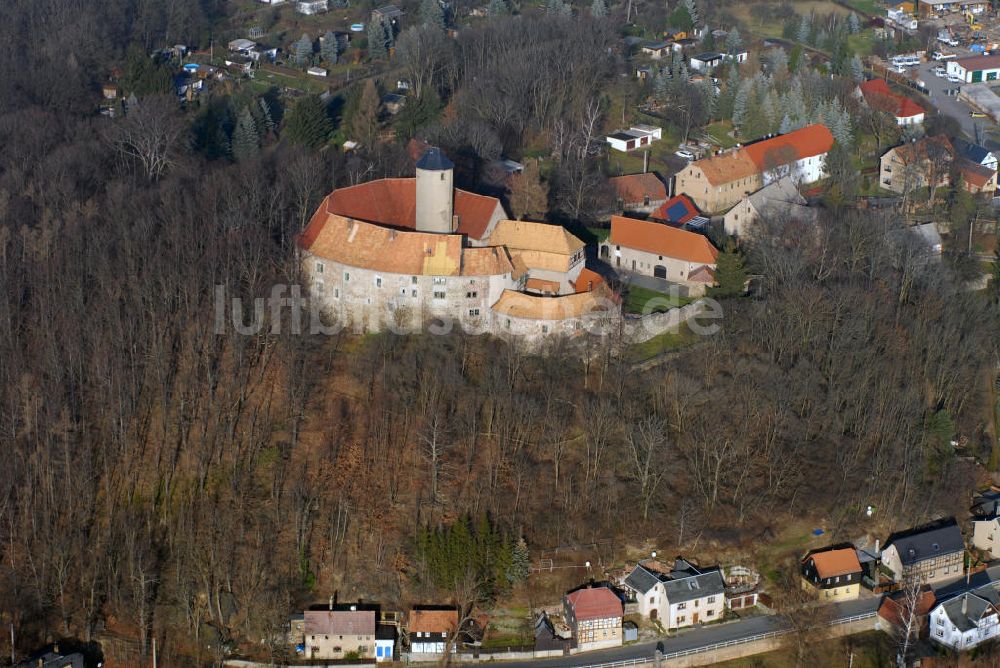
left=415, top=147, right=455, bottom=234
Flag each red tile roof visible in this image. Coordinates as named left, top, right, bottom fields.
left=860, top=79, right=925, bottom=119
left=805, top=548, right=862, bottom=579
left=651, top=194, right=700, bottom=224
left=608, top=215, right=718, bottom=264
left=609, top=173, right=667, bottom=204
left=320, top=178, right=503, bottom=241
left=959, top=159, right=996, bottom=188
left=743, top=124, right=835, bottom=171
left=572, top=267, right=606, bottom=293
left=954, top=54, right=1000, bottom=71
left=410, top=609, right=459, bottom=634
left=565, top=587, right=622, bottom=621
left=878, top=586, right=936, bottom=627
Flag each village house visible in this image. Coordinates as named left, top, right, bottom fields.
left=878, top=585, right=936, bottom=642
left=878, top=135, right=954, bottom=194
left=946, top=53, right=1000, bottom=83
left=722, top=175, right=814, bottom=237
left=303, top=609, right=377, bottom=660
left=689, top=50, right=748, bottom=72
left=857, top=79, right=925, bottom=125
left=919, top=0, right=987, bottom=18
left=624, top=558, right=726, bottom=629
left=641, top=41, right=672, bottom=59
left=929, top=584, right=1000, bottom=650
left=487, top=219, right=586, bottom=295
left=608, top=173, right=669, bottom=213
left=881, top=518, right=965, bottom=585
left=409, top=608, right=458, bottom=654
left=674, top=124, right=833, bottom=212
left=601, top=216, right=717, bottom=296
left=955, top=138, right=998, bottom=171
left=375, top=624, right=396, bottom=661
left=563, top=585, right=623, bottom=651
left=605, top=125, right=662, bottom=152
left=971, top=490, right=1000, bottom=559
left=650, top=194, right=707, bottom=227
left=800, top=546, right=864, bottom=601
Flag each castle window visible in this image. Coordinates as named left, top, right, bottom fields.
left=411, top=276, right=418, bottom=284
left=466, top=291, right=478, bottom=298
left=433, top=277, right=446, bottom=285
left=334, top=289, right=340, bottom=299
left=344, top=272, right=351, bottom=282
left=433, top=291, right=446, bottom=299
left=469, top=309, right=480, bottom=316
left=375, top=276, right=382, bottom=287
left=541, top=325, right=548, bottom=333
left=315, top=261, right=324, bottom=273
left=411, top=289, right=418, bottom=297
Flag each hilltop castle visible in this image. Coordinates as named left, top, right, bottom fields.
left=297, top=148, right=617, bottom=342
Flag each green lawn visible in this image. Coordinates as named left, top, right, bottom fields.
left=624, top=285, right=692, bottom=314
left=841, top=0, right=882, bottom=16
left=847, top=29, right=876, bottom=56
left=705, top=120, right=738, bottom=149
left=627, top=324, right=696, bottom=362
left=585, top=226, right=610, bottom=243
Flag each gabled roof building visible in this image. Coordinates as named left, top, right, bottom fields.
left=882, top=518, right=965, bottom=585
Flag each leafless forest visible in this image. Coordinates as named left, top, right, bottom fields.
left=0, top=0, right=998, bottom=665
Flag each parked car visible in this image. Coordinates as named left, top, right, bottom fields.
left=971, top=111, right=988, bottom=118
left=933, top=66, right=947, bottom=77
left=948, top=75, right=964, bottom=84
left=675, top=149, right=695, bottom=160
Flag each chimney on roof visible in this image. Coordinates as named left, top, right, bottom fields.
left=330, top=596, right=335, bottom=610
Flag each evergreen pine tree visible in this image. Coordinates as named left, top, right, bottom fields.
left=796, top=14, right=811, bottom=44
left=421, top=0, right=446, bottom=28
left=708, top=242, right=747, bottom=298
left=294, top=33, right=313, bottom=66
left=780, top=113, right=793, bottom=134
left=848, top=12, right=861, bottom=34
left=321, top=31, right=339, bottom=64
left=351, top=79, right=382, bottom=143
left=368, top=18, right=387, bottom=59
left=701, top=73, right=716, bottom=119
left=591, top=0, right=607, bottom=17
left=725, top=27, right=743, bottom=55
left=488, top=0, right=510, bottom=15
left=850, top=55, right=865, bottom=82
left=231, top=107, right=259, bottom=162
left=283, top=95, right=333, bottom=148
left=683, top=0, right=699, bottom=26
left=256, top=97, right=276, bottom=137
left=653, top=70, right=669, bottom=102
left=732, top=79, right=752, bottom=131
left=509, top=538, right=530, bottom=585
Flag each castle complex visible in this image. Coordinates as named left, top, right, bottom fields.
left=297, top=148, right=618, bottom=341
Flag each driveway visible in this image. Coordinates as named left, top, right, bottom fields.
left=913, top=60, right=995, bottom=144
left=464, top=598, right=879, bottom=668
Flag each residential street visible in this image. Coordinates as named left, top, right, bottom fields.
left=467, top=598, right=880, bottom=668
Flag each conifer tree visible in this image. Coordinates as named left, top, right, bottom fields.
left=231, top=106, right=259, bottom=162
left=368, top=18, right=388, bottom=59
left=321, top=31, right=339, bottom=64
left=709, top=242, right=748, bottom=298
left=797, top=14, right=811, bottom=44
left=591, top=0, right=607, bottom=17
left=489, top=0, right=510, bottom=15
left=725, top=27, right=743, bottom=55
left=294, top=33, right=313, bottom=66
left=683, top=0, right=699, bottom=26
left=850, top=55, right=865, bottom=82
left=283, top=95, right=333, bottom=148
left=421, top=0, right=446, bottom=28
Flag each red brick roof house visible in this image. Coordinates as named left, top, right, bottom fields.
left=563, top=586, right=623, bottom=651
left=859, top=79, right=925, bottom=126
left=608, top=173, right=668, bottom=213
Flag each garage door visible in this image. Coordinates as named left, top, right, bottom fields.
left=973, top=70, right=983, bottom=83
left=654, top=265, right=667, bottom=279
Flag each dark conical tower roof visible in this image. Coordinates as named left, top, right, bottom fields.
left=415, top=147, right=454, bottom=171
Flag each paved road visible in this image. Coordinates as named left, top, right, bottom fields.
left=913, top=61, right=994, bottom=143
left=469, top=598, right=879, bottom=668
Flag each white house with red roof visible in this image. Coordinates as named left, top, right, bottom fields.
left=562, top=586, right=623, bottom=651
left=601, top=216, right=718, bottom=296
left=858, top=79, right=925, bottom=126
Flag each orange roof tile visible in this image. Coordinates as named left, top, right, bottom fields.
left=300, top=211, right=463, bottom=276
left=608, top=215, right=718, bottom=265
left=323, top=179, right=503, bottom=241
left=878, top=586, right=936, bottom=626
left=410, top=609, right=458, bottom=634
left=687, top=265, right=715, bottom=283
left=691, top=150, right=760, bottom=187
left=492, top=286, right=618, bottom=320
left=959, top=159, right=996, bottom=188
left=462, top=246, right=514, bottom=276
left=565, top=587, right=623, bottom=621
left=806, top=548, right=862, bottom=579
left=743, top=124, right=834, bottom=171
left=573, top=267, right=606, bottom=293
left=525, top=277, right=562, bottom=293
left=609, top=173, right=667, bottom=204
left=860, top=79, right=925, bottom=119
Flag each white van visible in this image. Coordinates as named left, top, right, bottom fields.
left=933, top=51, right=957, bottom=61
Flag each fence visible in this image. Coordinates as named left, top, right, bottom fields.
left=571, top=610, right=878, bottom=668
